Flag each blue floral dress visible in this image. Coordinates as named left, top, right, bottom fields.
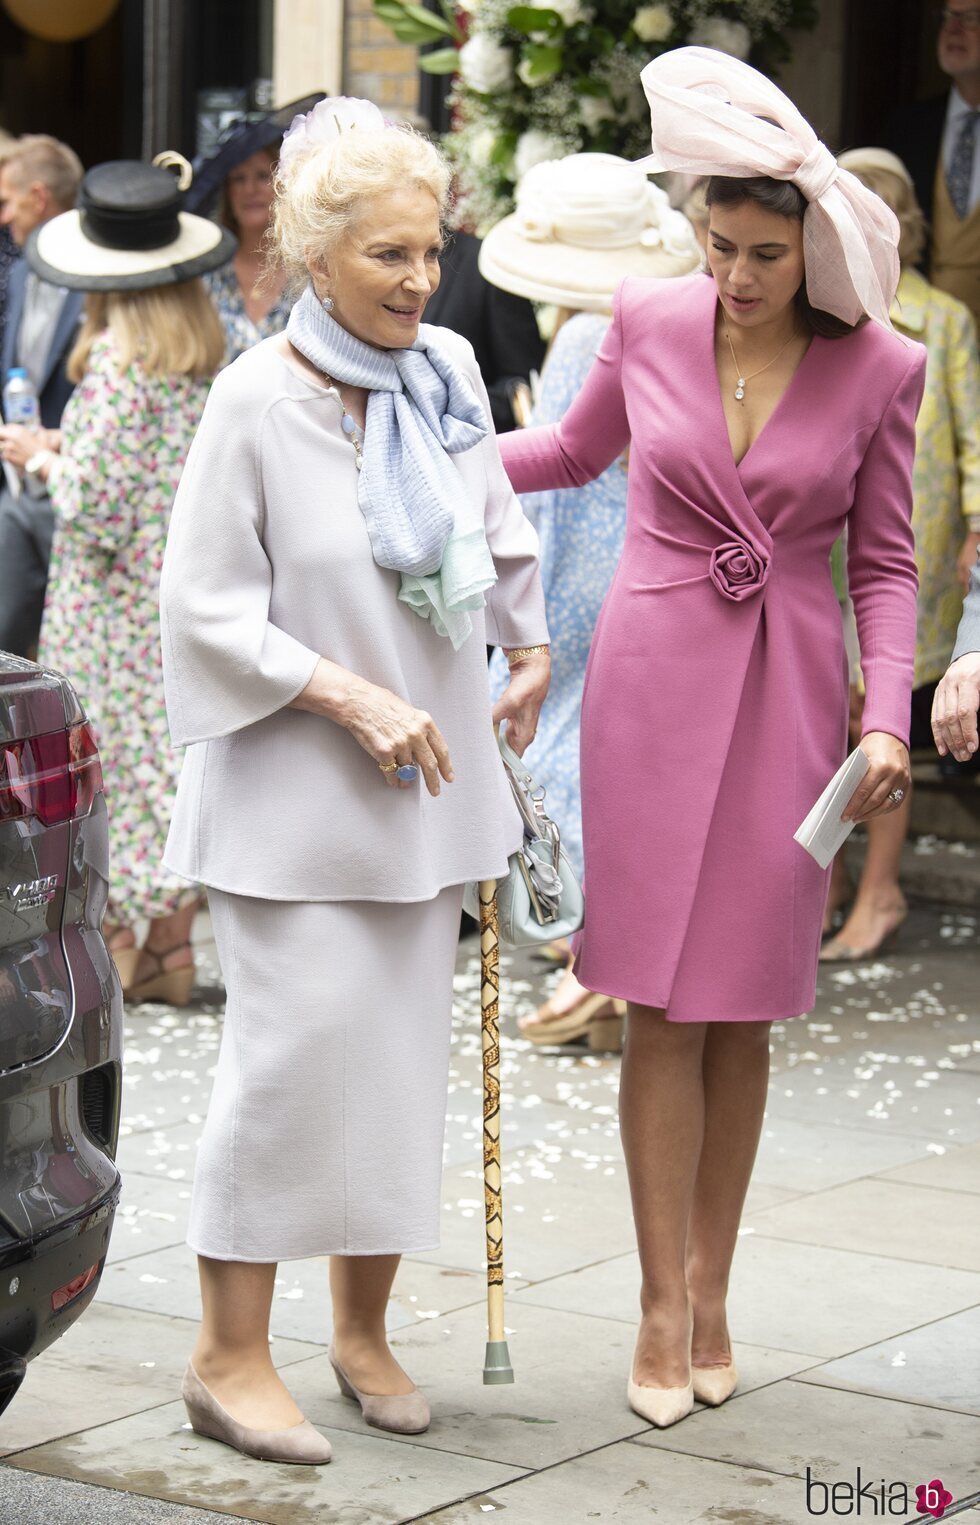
left=205, top=262, right=293, bottom=366
left=489, top=313, right=628, bottom=878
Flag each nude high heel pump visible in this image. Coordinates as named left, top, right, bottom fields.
left=181, top=1363, right=332, bottom=1465
left=328, top=1346, right=430, bottom=1434
left=627, top=1373, right=695, bottom=1428
left=627, top=1336, right=694, bottom=1428
left=692, top=1360, right=738, bottom=1406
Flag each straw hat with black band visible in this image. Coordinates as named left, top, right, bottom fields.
left=478, top=152, right=701, bottom=313
left=25, top=153, right=236, bottom=292
left=184, top=93, right=326, bottom=216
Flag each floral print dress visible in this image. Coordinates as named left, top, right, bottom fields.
left=39, top=331, right=210, bottom=924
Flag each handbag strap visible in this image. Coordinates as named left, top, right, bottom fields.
left=497, top=731, right=562, bottom=874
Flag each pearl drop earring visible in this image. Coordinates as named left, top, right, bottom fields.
left=320, top=293, right=334, bottom=313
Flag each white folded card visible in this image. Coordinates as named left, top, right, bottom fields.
left=794, top=748, right=870, bottom=870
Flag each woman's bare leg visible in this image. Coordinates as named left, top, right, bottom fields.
left=824, top=847, right=854, bottom=934
left=190, top=1257, right=305, bottom=1428
left=824, top=795, right=910, bottom=956
left=825, top=686, right=909, bottom=956
left=330, top=1254, right=415, bottom=1394
left=619, top=1006, right=707, bottom=1386
left=685, top=1020, right=773, bottom=1368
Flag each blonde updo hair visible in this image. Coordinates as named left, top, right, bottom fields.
left=268, top=124, right=452, bottom=293
left=844, top=166, right=925, bottom=270
left=836, top=149, right=926, bottom=271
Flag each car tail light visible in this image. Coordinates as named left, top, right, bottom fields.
left=50, top=1261, right=99, bottom=1312
left=0, top=723, right=103, bottom=826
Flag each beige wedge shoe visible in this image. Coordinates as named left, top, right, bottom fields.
left=329, top=1346, right=430, bottom=1434
left=181, top=1362, right=332, bottom=1465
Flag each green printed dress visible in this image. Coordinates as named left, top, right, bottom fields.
left=39, top=331, right=210, bottom=924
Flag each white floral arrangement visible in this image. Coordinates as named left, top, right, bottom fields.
left=373, top=0, right=817, bottom=232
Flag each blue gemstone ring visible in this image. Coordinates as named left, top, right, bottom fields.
left=396, top=764, right=420, bottom=783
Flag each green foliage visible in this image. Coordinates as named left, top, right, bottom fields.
left=371, top=0, right=820, bottom=231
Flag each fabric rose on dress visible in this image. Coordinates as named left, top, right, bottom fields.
left=632, top=3, right=674, bottom=42
left=688, top=17, right=752, bottom=59
left=708, top=540, right=770, bottom=601
left=459, top=35, right=515, bottom=95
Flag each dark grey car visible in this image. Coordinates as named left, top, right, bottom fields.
left=0, top=652, right=122, bottom=1416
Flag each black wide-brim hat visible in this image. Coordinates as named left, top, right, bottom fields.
left=25, top=157, right=236, bottom=292
left=183, top=92, right=326, bottom=215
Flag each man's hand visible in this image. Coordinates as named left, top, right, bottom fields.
left=932, top=652, right=980, bottom=761
left=0, top=424, right=42, bottom=471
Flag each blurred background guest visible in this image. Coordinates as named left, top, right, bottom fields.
left=0, top=134, right=83, bottom=657
left=186, top=96, right=322, bottom=364
left=0, top=129, right=19, bottom=360
left=480, top=153, right=700, bottom=1045
left=425, top=227, right=545, bottom=432
left=680, top=177, right=710, bottom=254
left=822, top=146, right=980, bottom=962
left=884, top=0, right=980, bottom=331
left=16, top=157, right=232, bottom=1001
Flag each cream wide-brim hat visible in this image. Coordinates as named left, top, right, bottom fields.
left=836, top=147, right=915, bottom=193
left=478, top=152, right=701, bottom=312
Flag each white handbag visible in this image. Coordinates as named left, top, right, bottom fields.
left=464, top=732, right=585, bottom=949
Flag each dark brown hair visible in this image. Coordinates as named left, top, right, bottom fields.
left=705, top=175, right=866, bottom=339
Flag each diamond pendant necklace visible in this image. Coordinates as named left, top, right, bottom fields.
left=724, top=324, right=799, bottom=403
left=319, top=370, right=364, bottom=471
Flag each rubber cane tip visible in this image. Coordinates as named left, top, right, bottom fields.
left=482, top=1340, right=515, bottom=1385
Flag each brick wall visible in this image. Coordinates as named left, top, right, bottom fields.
left=343, top=0, right=420, bottom=115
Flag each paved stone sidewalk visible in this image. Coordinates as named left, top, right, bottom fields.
left=0, top=904, right=978, bottom=1523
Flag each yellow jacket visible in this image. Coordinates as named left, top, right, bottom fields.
left=892, top=267, right=980, bottom=685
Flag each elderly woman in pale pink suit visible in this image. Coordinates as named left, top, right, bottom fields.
left=500, top=48, right=926, bottom=1429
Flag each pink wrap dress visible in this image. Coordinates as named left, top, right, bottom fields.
left=500, top=274, right=926, bottom=1022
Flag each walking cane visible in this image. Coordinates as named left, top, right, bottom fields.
left=479, top=877, right=514, bottom=1384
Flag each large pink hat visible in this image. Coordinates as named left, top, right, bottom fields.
left=635, top=47, right=900, bottom=328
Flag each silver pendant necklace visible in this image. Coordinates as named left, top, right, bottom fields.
left=724, top=325, right=799, bottom=403
left=319, top=370, right=364, bottom=470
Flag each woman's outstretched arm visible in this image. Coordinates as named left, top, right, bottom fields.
left=499, top=282, right=630, bottom=494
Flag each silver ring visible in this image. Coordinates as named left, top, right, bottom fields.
left=396, top=764, right=419, bottom=783
left=887, top=788, right=905, bottom=804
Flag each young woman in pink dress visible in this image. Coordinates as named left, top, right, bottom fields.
left=499, top=48, right=926, bottom=1428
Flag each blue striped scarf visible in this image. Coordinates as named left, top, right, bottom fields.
left=287, top=285, right=497, bottom=648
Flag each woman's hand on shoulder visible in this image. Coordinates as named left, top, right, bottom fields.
left=844, top=731, right=911, bottom=823
left=492, top=648, right=551, bottom=756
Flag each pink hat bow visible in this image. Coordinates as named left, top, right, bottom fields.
left=636, top=47, right=900, bottom=328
